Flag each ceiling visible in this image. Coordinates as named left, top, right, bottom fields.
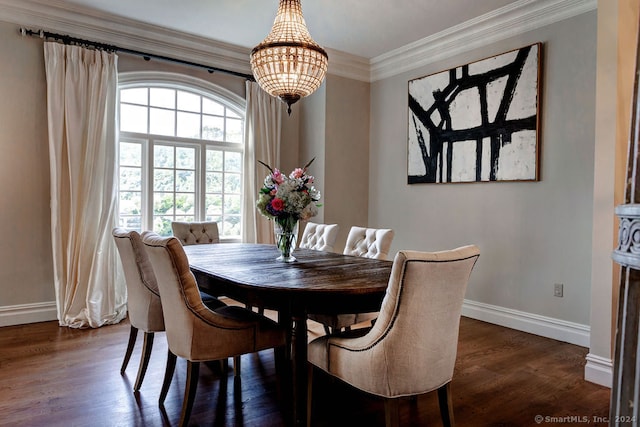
left=55, top=0, right=521, bottom=59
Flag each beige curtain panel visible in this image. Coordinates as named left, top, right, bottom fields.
left=242, top=80, right=282, bottom=244
left=44, top=42, right=126, bottom=328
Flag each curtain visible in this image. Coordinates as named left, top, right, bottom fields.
left=44, top=42, right=126, bottom=328
left=242, top=81, right=283, bottom=244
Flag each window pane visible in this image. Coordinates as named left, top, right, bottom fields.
left=150, top=108, right=175, bottom=136
left=175, top=193, right=195, bottom=214
left=154, top=170, right=174, bottom=191
left=154, top=193, right=174, bottom=215
left=119, top=216, right=141, bottom=231
left=206, top=172, right=223, bottom=193
left=206, top=194, right=222, bottom=215
left=225, top=152, right=242, bottom=172
left=177, top=91, right=201, bottom=113
left=121, top=88, right=148, bottom=105
left=154, top=146, right=174, bottom=168
left=153, top=216, right=173, bottom=236
left=120, top=167, right=141, bottom=191
left=203, top=98, right=224, bottom=115
left=175, top=215, right=196, bottom=223
left=225, top=195, right=241, bottom=214
left=176, top=170, right=195, bottom=192
left=176, top=147, right=195, bottom=169
left=119, top=142, right=141, bottom=167
left=224, top=173, right=241, bottom=194
left=177, top=112, right=201, bottom=139
left=223, top=216, right=241, bottom=237
left=119, top=192, right=141, bottom=215
left=150, top=88, right=175, bottom=109
left=226, top=118, right=243, bottom=143
left=207, top=150, right=223, bottom=171
left=120, top=104, right=148, bottom=133
left=202, top=115, right=224, bottom=141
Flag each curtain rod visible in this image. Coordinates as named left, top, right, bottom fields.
left=19, top=27, right=255, bottom=81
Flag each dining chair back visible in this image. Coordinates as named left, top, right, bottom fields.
left=342, top=226, right=394, bottom=260
left=307, top=245, right=480, bottom=427
left=299, top=222, right=339, bottom=252
left=142, top=232, right=287, bottom=427
left=171, top=221, right=219, bottom=245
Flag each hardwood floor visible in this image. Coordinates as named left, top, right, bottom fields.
left=0, top=316, right=610, bottom=426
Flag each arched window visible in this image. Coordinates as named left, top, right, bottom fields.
left=117, top=72, right=245, bottom=239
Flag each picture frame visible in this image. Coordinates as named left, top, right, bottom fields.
left=407, top=43, right=542, bottom=184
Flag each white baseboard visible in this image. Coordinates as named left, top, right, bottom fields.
left=585, top=353, right=613, bottom=388
left=0, top=301, right=57, bottom=327
left=462, top=299, right=590, bottom=347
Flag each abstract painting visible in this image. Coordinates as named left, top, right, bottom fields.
left=407, top=43, right=541, bottom=184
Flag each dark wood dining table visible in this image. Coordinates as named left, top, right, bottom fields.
left=183, top=243, right=393, bottom=427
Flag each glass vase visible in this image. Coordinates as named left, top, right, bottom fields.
left=274, top=217, right=299, bottom=262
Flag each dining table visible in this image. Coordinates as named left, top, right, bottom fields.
left=183, top=243, right=393, bottom=427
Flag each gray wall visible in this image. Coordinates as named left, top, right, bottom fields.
left=368, top=11, right=597, bottom=325
left=0, top=22, right=53, bottom=314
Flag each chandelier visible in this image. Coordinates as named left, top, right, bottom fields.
left=250, top=0, right=328, bottom=115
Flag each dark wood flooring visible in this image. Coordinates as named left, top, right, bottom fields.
left=0, top=315, right=610, bottom=426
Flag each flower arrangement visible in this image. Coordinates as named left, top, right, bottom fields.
left=256, top=158, right=321, bottom=222
left=256, top=158, right=321, bottom=261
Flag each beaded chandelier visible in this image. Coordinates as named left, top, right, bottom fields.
left=250, top=0, right=328, bottom=115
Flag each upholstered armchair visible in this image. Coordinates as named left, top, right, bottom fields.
left=142, top=232, right=287, bottom=427
left=112, top=228, right=226, bottom=392
left=308, top=226, right=395, bottom=334
left=307, top=245, right=480, bottom=427
left=299, top=222, right=339, bottom=252
left=171, top=221, right=219, bottom=245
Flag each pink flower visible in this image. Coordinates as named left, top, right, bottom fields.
left=291, top=168, right=304, bottom=179
left=272, top=169, right=285, bottom=185
left=271, top=198, right=284, bottom=211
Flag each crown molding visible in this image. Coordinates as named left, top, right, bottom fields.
left=370, top=0, right=597, bottom=82
left=0, top=0, right=253, bottom=77
left=0, top=0, right=596, bottom=84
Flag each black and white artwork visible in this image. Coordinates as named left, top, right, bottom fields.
left=407, top=43, right=541, bottom=184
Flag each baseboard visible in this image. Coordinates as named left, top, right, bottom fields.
left=462, top=299, right=590, bottom=347
left=0, top=301, right=58, bottom=327
left=584, top=353, right=613, bottom=388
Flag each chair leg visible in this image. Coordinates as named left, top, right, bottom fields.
left=159, top=350, right=177, bottom=405
left=179, top=361, right=200, bottom=427
left=384, top=398, right=400, bottom=427
left=437, top=382, right=455, bottom=427
left=120, top=325, right=138, bottom=374
left=133, top=332, right=154, bottom=391
left=307, top=363, right=314, bottom=427
left=233, top=355, right=241, bottom=377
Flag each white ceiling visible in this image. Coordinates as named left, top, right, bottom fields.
left=54, top=0, right=521, bottom=59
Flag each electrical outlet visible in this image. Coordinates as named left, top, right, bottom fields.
left=554, top=283, right=563, bottom=297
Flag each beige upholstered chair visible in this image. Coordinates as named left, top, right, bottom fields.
left=299, top=222, right=339, bottom=252
left=308, top=226, right=395, bottom=334
left=112, top=228, right=226, bottom=392
left=307, top=245, right=480, bottom=427
left=171, top=221, right=219, bottom=245
left=142, top=232, right=287, bottom=427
